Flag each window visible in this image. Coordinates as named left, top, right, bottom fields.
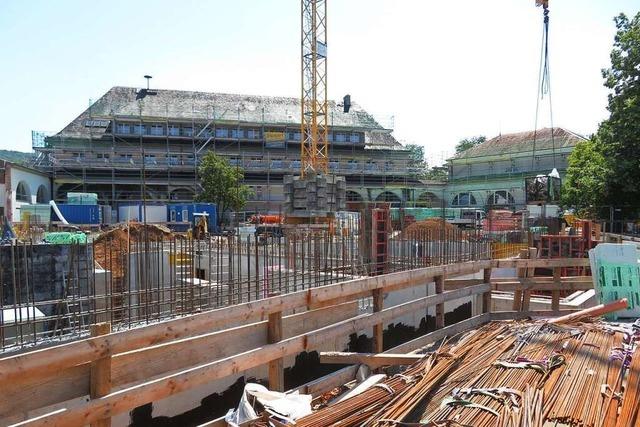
left=36, top=185, right=48, bottom=203
left=168, top=155, right=179, bottom=165
left=350, top=133, right=361, bottom=143
left=247, top=129, right=260, bottom=139
left=288, top=131, right=301, bottom=141
left=134, top=124, right=145, bottom=135
left=182, top=127, right=193, bottom=137
left=488, top=190, right=515, bottom=206
left=168, top=125, right=180, bottom=136
left=72, top=152, right=84, bottom=161
left=144, top=154, right=156, bottom=165
left=15, top=181, right=30, bottom=202
left=150, top=125, right=164, bottom=136
left=231, top=128, right=244, bottom=139
left=335, top=132, right=346, bottom=143
left=451, top=192, right=477, bottom=206
left=215, top=128, right=229, bottom=138
left=119, top=154, right=133, bottom=163
left=116, top=123, right=130, bottom=134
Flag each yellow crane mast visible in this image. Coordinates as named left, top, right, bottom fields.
left=300, top=0, right=329, bottom=177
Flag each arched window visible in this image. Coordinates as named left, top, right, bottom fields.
left=416, top=192, right=439, bottom=208
left=36, top=185, right=48, bottom=203
left=487, top=190, right=515, bottom=206
left=375, top=191, right=402, bottom=207
left=451, top=192, right=476, bottom=206
left=346, top=190, right=363, bottom=202
left=15, top=181, right=30, bottom=202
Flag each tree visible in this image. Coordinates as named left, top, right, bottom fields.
left=562, top=12, right=640, bottom=210
left=455, top=135, right=486, bottom=154
left=196, top=152, right=252, bottom=224
left=405, top=144, right=427, bottom=169
left=561, top=137, right=609, bottom=210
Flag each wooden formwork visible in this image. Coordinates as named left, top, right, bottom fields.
left=0, top=257, right=593, bottom=426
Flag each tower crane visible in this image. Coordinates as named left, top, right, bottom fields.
left=300, top=0, right=329, bottom=177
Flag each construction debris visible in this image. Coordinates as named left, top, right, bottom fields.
left=289, top=318, right=640, bottom=427
left=403, top=218, right=459, bottom=239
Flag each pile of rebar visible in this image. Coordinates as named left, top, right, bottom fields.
left=294, top=319, right=639, bottom=427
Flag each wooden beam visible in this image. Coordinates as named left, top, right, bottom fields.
left=491, top=282, right=592, bottom=292
left=90, top=323, right=111, bottom=427
left=491, top=258, right=591, bottom=268
left=1, top=302, right=358, bottom=418
left=434, top=275, right=445, bottom=329
left=267, top=311, right=284, bottom=392
left=14, top=284, right=492, bottom=426
left=319, top=352, right=423, bottom=369
left=552, top=267, right=561, bottom=312
left=482, top=268, right=492, bottom=314
left=0, top=262, right=488, bottom=385
left=444, top=279, right=483, bottom=290
left=513, top=249, right=528, bottom=311
left=390, top=313, right=491, bottom=354
left=372, top=289, right=384, bottom=353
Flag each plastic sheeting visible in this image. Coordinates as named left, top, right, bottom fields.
left=43, top=232, right=87, bottom=244
left=225, top=383, right=312, bottom=426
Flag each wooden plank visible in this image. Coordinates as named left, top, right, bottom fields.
left=491, top=276, right=593, bottom=284
left=521, top=248, right=538, bottom=311
left=482, top=268, right=492, bottom=314
left=267, top=311, right=284, bottom=392
left=0, top=291, right=307, bottom=384
left=552, top=267, right=561, bottom=312
left=491, top=282, right=592, bottom=292
left=513, top=249, right=528, bottom=311
left=491, top=258, right=591, bottom=268
left=295, top=365, right=359, bottom=397
left=444, top=279, right=483, bottom=290
left=389, top=313, right=491, bottom=354
left=490, top=310, right=581, bottom=321
left=0, top=263, right=489, bottom=385
left=372, top=289, right=384, bottom=353
left=435, top=275, right=445, bottom=329
left=14, top=284, right=492, bottom=426
left=3, top=303, right=358, bottom=418
left=90, top=323, right=112, bottom=427
left=319, top=352, right=423, bottom=368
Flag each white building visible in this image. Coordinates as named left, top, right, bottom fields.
left=0, top=159, right=52, bottom=221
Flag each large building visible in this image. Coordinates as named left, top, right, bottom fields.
left=445, top=127, right=586, bottom=210
left=34, top=86, right=442, bottom=213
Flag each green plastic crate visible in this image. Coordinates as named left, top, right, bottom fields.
left=589, top=244, right=640, bottom=319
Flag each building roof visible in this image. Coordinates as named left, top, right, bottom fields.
left=452, top=127, right=587, bottom=160
left=54, top=87, right=401, bottom=149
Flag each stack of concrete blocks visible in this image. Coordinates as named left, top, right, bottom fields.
left=283, top=173, right=346, bottom=215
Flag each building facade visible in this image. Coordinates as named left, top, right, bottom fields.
left=446, top=128, right=586, bottom=210
left=0, top=159, right=52, bottom=221
left=34, top=87, right=443, bottom=213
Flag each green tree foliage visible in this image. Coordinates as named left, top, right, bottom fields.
left=195, top=152, right=252, bottom=222
left=455, top=135, right=486, bottom=154
left=561, top=137, right=609, bottom=209
left=405, top=144, right=427, bottom=170
left=562, top=12, right=640, bottom=210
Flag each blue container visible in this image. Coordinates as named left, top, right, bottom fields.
left=167, top=203, right=217, bottom=231
left=54, top=204, right=101, bottom=225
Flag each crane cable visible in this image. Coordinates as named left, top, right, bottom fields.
left=531, top=3, right=556, bottom=171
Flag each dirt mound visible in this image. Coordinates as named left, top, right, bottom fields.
left=403, top=218, right=459, bottom=239
left=93, top=223, right=174, bottom=278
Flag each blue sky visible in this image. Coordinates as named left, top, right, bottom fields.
left=0, top=0, right=638, bottom=164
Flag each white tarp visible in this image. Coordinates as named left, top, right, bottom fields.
left=225, top=383, right=312, bottom=426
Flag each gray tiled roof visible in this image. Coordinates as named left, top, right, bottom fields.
left=55, top=87, right=400, bottom=149
left=452, top=128, right=587, bottom=160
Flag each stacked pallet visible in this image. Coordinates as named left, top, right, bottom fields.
left=283, top=173, right=346, bottom=215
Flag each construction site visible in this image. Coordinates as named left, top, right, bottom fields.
left=2, top=0, right=640, bottom=426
